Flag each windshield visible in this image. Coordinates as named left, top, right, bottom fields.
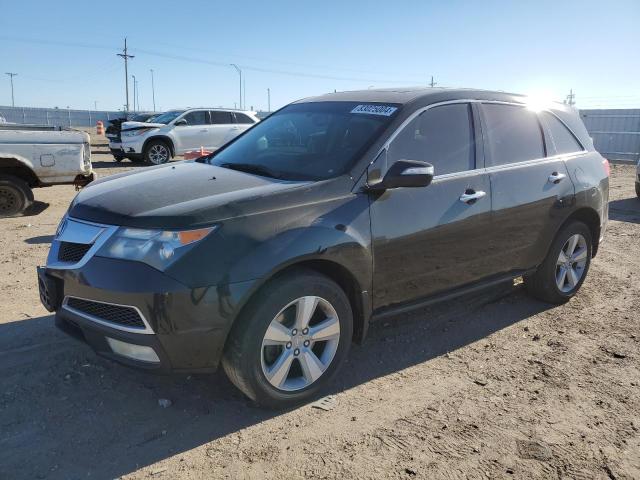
left=207, top=102, right=399, bottom=181
left=149, top=110, right=185, bottom=125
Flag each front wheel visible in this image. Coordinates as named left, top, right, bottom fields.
left=222, top=269, right=353, bottom=408
left=144, top=140, right=172, bottom=165
left=0, top=175, right=33, bottom=217
left=524, top=221, right=592, bottom=304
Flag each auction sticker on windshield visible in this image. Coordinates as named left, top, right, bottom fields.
left=351, top=104, right=398, bottom=116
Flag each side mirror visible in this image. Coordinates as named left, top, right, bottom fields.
left=175, top=119, right=187, bottom=126
left=369, top=159, right=434, bottom=190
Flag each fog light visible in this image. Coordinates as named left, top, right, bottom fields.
left=106, top=337, right=160, bottom=363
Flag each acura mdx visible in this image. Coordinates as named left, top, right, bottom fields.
left=37, top=88, right=609, bottom=407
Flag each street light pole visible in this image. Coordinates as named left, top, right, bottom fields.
left=5, top=72, right=17, bottom=107
left=230, top=64, right=242, bottom=110
left=131, top=75, right=137, bottom=112
left=150, top=69, right=156, bottom=112
left=267, top=88, right=271, bottom=112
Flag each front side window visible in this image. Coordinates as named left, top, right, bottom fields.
left=387, top=103, right=475, bottom=176
left=206, top=102, right=399, bottom=181
left=210, top=111, right=234, bottom=124
left=182, top=111, right=208, bottom=125
left=482, top=104, right=544, bottom=166
left=541, top=111, right=583, bottom=155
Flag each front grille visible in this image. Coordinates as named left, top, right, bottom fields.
left=66, top=297, right=146, bottom=329
left=58, top=242, right=92, bottom=263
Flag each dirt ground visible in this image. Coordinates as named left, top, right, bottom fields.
left=0, top=136, right=638, bottom=480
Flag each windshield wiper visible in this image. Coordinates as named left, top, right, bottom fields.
left=218, top=162, right=281, bottom=179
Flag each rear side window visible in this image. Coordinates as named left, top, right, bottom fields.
left=387, top=103, right=475, bottom=176
left=210, top=111, right=234, bottom=124
left=235, top=113, right=255, bottom=124
left=182, top=111, right=207, bottom=125
left=541, top=112, right=583, bottom=155
left=482, top=104, right=544, bottom=166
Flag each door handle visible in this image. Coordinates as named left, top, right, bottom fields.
left=459, top=190, right=486, bottom=205
left=548, top=172, right=566, bottom=184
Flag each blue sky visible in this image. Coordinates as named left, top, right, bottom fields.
left=1, top=0, right=638, bottom=112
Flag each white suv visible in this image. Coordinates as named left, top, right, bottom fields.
left=117, top=108, right=259, bottom=164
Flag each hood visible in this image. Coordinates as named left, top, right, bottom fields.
left=69, top=161, right=315, bottom=229
left=121, top=121, right=165, bottom=131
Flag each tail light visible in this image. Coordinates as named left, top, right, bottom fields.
left=602, top=158, right=610, bottom=176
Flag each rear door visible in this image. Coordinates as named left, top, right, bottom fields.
left=370, top=102, right=495, bottom=309
left=174, top=110, right=210, bottom=153
left=208, top=110, right=236, bottom=149
left=480, top=103, right=575, bottom=273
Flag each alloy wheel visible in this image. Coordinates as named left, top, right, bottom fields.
left=260, top=296, right=340, bottom=392
left=556, top=233, right=588, bottom=293
left=148, top=144, right=169, bottom=164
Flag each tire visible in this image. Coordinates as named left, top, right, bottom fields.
left=222, top=268, right=353, bottom=408
left=0, top=175, right=33, bottom=217
left=635, top=182, right=640, bottom=198
left=143, top=139, right=172, bottom=165
left=113, top=155, right=124, bottom=163
left=524, top=221, right=592, bottom=304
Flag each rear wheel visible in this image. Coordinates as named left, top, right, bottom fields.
left=144, top=140, right=172, bottom=165
left=0, top=175, right=33, bottom=217
left=524, top=221, right=592, bottom=304
left=222, top=269, right=353, bottom=408
left=635, top=182, right=640, bottom=198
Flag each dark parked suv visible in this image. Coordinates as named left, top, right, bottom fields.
left=37, top=88, right=609, bottom=407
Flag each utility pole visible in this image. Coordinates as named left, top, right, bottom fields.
left=94, top=100, right=98, bottom=110
left=5, top=72, right=17, bottom=107
left=230, top=64, right=242, bottom=110
left=243, top=77, right=246, bottom=111
left=566, top=89, right=576, bottom=106
left=117, top=38, right=134, bottom=112
left=150, top=69, right=156, bottom=112
left=429, top=76, right=437, bottom=88
left=267, top=88, right=271, bottom=112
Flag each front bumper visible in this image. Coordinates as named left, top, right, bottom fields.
left=120, top=137, right=145, bottom=155
left=38, top=239, right=255, bottom=373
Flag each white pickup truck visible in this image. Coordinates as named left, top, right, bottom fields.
left=0, top=125, right=95, bottom=216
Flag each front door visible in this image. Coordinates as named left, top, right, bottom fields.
left=370, top=103, right=495, bottom=310
left=174, top=110, right=210, bottom=153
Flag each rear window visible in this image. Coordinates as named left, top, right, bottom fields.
left=235, top=113, right=255, bottom=124
left=482, top=104, right=545, bottom=166
left=210, top=111, right=234, bottom=124
left=542, top=112, right=583, bottom=155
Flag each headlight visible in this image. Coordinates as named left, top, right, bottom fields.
left=122, top=128, right=156, bottom=138
left=97, top=226, right=217, bottom=270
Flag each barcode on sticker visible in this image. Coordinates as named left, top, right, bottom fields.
left=351, top=104, right=398, bottom=116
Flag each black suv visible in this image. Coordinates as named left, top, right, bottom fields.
left=38, top=88, right=609, bottom=407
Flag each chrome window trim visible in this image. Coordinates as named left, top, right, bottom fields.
left=370, top=98, right=587, bottom=180
left=62, top=296, right=154, bottom=335
left=46, top=216, right=118, bottom=270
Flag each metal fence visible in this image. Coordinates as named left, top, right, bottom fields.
left=580, top=108, right=640, bottom=163
left=0, top=105, right=123, bottom=127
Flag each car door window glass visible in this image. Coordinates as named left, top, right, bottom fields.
left=542, top=112, right=583, bottom=155
left=210, top=111, right=234, bottom=124
left=235, top=113, right=255, bottom=124
left=482, top=104, right=544, bottom=166
left=387, top=103, right=475, bottom=176
left=182, top=111, right=207, bottom=125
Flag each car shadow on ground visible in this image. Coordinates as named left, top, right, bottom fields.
left=24, top=234, right=54, bottom=245
left=18, top=201, right=50, bottom=217
left=91, top=160, right=147, bottom=169
left=609, top=197, right=640, bottom=224
left=0, top=283, right=552, bottom=480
